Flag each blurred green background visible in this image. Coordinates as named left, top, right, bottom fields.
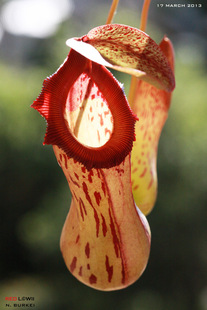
left=0, top=0, right=207, bottom=309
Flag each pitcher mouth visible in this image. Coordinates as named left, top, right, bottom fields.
left=32, top=49, right=137, bottom=170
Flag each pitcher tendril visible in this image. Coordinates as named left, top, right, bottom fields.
left=106, top=0, right=120, bottom=24
left=128, top=0, right=151, bottom=107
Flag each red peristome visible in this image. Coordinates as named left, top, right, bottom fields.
left=32, top=49, right=136, bottom=170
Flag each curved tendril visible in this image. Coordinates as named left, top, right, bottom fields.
left=106, top=0, right=120, bottom=24
left=128, top=0, right=151, bottom=105
left=140, top=0, right=151, bottom=33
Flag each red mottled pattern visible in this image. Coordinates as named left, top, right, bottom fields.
left=55, top=146, right=150, bottom=290
left=82, top=24, right=175, bottom=92
left=131, top=82, right=171, bottom=215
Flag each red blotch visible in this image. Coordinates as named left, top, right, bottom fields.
left=139, top=167, right=147, bottom=178
left=89, top=274, right=97, bottom=284
left=87, top=264, right=90, bottom=270
left=79, top=266, right=83, bottom=276
left=105, top=255, right=113, bottom=283
left=79, top=203, right=84, bottom=221
left=108, top=208, right=120, bottom=258
left=93, top=208, right=100, bottom=237
left=101, top=214, right=107, bottom=237
left=147, top=177, right=154, bottom=190
left=82, top=182, right=93, bottom=206
left=98, top=113, right=104, bottom=126
left=101, top=181, right=106, bottom=196
left=115, top=167, right=124, bottom=175
left=75, top=235, right=80, bottom=244
left=85, top=242, right=90, bottom=258
left=94, top=191, right=101, bottom=206
left=69, top=175, right=80, bottom=188
left=63, top=154, right=68, bottom=169
left=88, top=170, right=94, bottom=183
left=73, top=191, right=78, bottom=202
left=70, top=257, right=77, bottom=273
left=105, top=128, right=111, bottom=137
left=79, top=198, right=87, bottom=219
left=82, top=182, right=100, bottom=237
left=97, top=169, right=101, bottom=179
left=104, top=110, right=110, bottom=117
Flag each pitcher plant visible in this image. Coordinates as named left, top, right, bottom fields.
left=32, top=0, right=175, bottom=291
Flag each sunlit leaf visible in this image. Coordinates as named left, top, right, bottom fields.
left=130, top=36, right=175, bottom=215
left=66, top=24, right=175, bottom=92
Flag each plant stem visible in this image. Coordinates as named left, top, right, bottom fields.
left=128, top=0, right=151, bottom=107
left=140, top=0, right=151, bottom=32
left=106, top=0, right=120, bottom=24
